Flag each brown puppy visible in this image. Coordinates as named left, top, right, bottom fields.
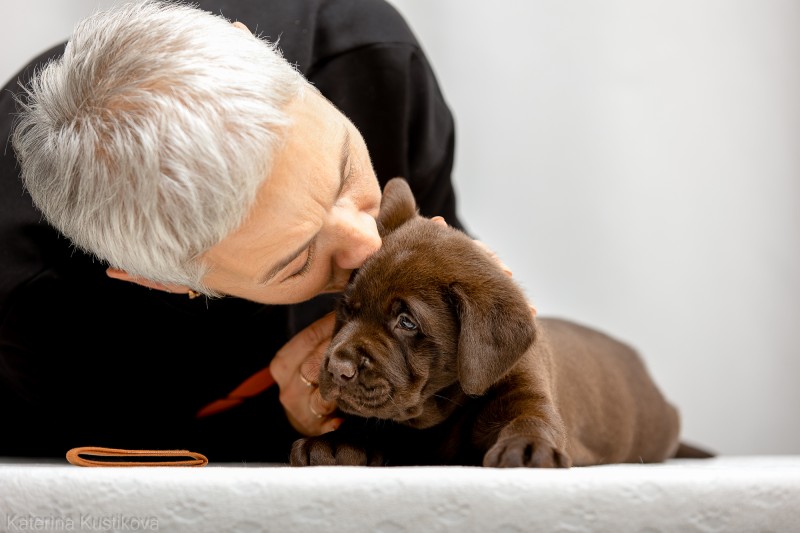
left=291, top=178, right=706, bottom=467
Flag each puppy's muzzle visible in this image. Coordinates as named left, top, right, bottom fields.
left=327, top=349, right=359, bottom=385
left=321, top=343, right=396, bottom=416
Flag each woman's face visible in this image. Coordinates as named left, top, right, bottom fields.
left=200, top=87, right=383, bottom=304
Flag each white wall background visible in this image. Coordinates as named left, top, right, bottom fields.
left=3, top=1, right=799, bottom=456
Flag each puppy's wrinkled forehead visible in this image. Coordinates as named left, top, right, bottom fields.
left=341, top=176, right=500, bottom=317
left=343, top=217, right=479, bottom=311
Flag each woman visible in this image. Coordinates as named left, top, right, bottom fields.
left=1, top=0, right=463, bottom=461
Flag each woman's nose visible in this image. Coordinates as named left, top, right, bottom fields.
left=330, top=206, right=381, bottom=270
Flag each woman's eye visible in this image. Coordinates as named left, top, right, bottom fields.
left=289, top=252, right=312, bottom=279
left=396, top=313, right=417, bottom=331
left=287, top=241, right=316, bottom=280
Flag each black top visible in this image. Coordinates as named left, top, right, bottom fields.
left=0, top=0, right=462, bottom=461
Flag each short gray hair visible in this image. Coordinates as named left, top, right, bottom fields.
left=12, top=0, right=304, bottom=295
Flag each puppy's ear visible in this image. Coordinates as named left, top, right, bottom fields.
left=377, top=177, right=418, bottom=236
left=449, top=280, right=537, bottom=396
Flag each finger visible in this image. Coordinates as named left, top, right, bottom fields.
left=279, top=381, right=329, bottom=436
left=431, top=216, right=447, bottom=227
left=321, top=417, right=345, bottom=434
left=276, top=312, right=335, bottom=363
left=271, top=312, right=335, bottom=386
left=271, top=314, right=340, bottom=436
left=300, top=349, right=325, bottom=386
left=231, top=21, right=250, bottom=32
left=285, top=409, right=337, bottom=437
left=310, top=388, right=337, bottom=418
left=284, top=392, right=340, bottom=436
left=473, top=240, right=513, bottom=277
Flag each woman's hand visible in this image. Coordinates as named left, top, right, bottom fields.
left=269, top=312, right=343, bottom=436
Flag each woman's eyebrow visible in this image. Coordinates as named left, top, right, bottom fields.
left=257, top=126, right=352, bottom=285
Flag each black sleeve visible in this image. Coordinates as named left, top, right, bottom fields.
left=0, top=44, right=66, bottom=320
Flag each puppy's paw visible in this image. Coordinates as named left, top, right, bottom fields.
left=483, top=435, right=572, bottom=468
left=290, top=433, right=385, bottom=466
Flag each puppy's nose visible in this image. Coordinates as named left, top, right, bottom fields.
left=327, top=352, right=358, bottom=385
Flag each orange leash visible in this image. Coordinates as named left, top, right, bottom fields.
left=66, top=446, right=208, bottom=467
left=65, top=366, right=276, bottom=466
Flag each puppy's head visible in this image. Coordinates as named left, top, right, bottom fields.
left=319, top=178, right=536, bottom=428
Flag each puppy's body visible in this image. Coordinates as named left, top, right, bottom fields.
left=292, top=178, right=696, bottom=467
left=524, top=318, right=680, bottom=464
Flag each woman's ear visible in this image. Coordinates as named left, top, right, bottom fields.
left=105, top=268, right=194, bottom=295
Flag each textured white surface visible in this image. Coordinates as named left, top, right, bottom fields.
left=1, top=456, right=799, bottom=533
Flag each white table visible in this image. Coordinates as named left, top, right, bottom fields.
left=2, top=456, right=798, bottom=532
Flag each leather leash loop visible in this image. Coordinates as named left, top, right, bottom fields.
left=66, top=446, right=208, bottom=467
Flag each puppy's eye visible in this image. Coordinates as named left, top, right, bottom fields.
left=396, top=313, right=417, bottom=332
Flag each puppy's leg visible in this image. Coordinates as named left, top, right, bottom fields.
left=290, top=419, right=387, bottom=466
left=290, top=434, right=384, bottom=466
left=482, top=403, right=572, bottom=468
